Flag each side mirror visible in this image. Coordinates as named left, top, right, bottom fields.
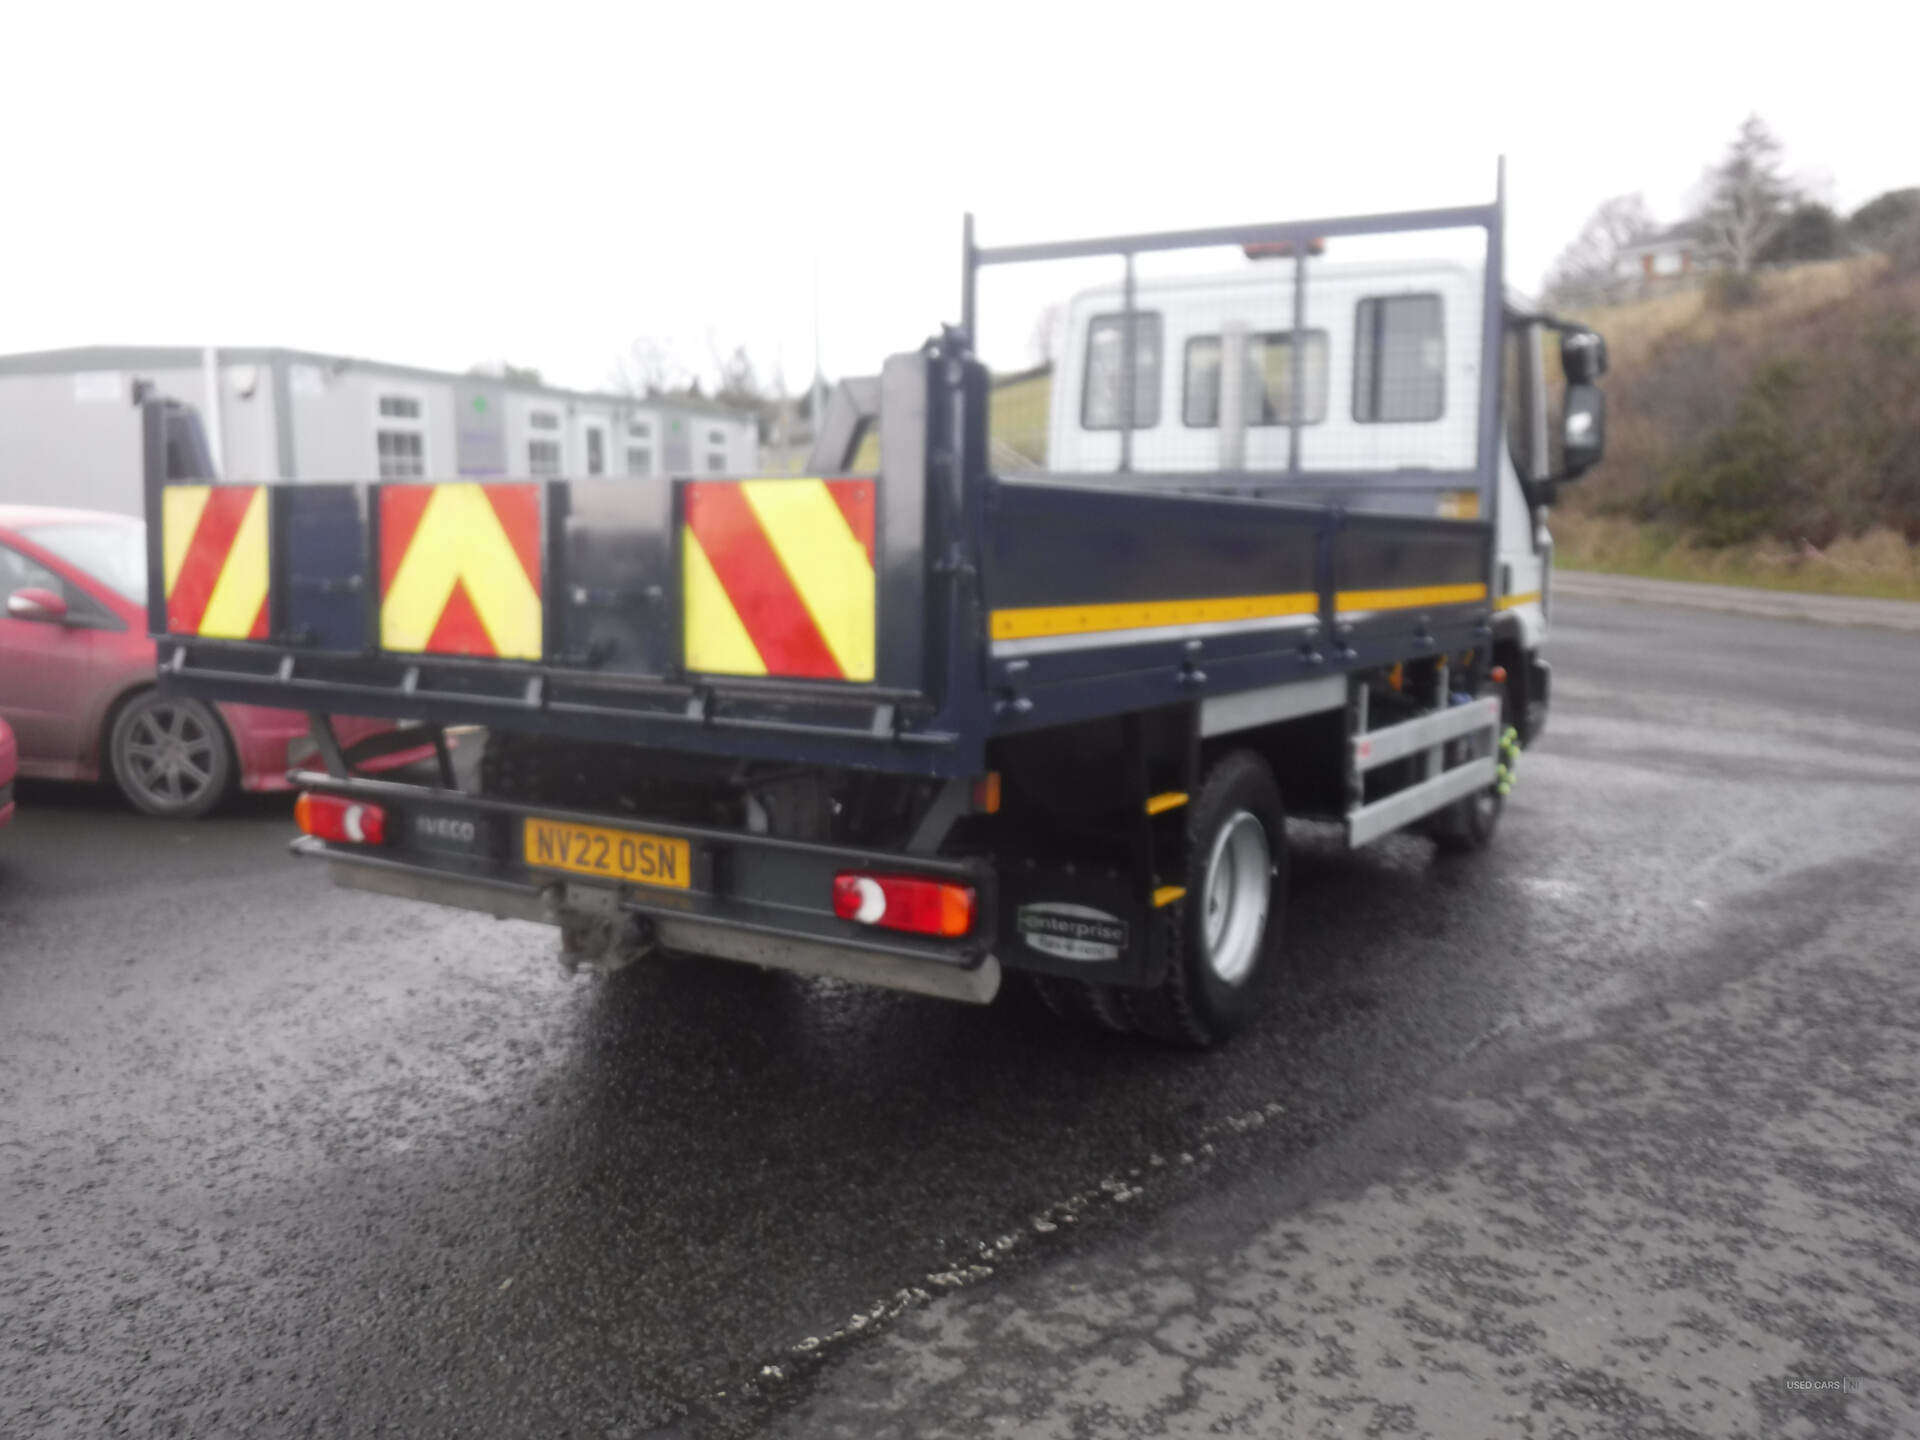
left=1562, top=383, right=1606, bottom=479
left=6, top=586, right=69, bottom=623
left=1561, top=328, right=1608, bottom=385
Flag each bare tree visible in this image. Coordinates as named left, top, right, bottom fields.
left=608, top=337, right=686, bottom=398
left=710, top=341, right=776, bottom=443
left=1543, top=194, right=1658, bottom=306
left=1696, top=116, right=1796, bottom=273
left=1028, top=304, right=1063, bottom=367
left=709, top=341, right=764, bottom=409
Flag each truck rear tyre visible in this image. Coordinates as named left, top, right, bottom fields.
left=1122, top=750, right=1288, bottom=1048
left=1030, top=974, right=1134, bottom=1034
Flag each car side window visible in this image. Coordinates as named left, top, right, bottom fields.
left=0, top=543, right=121, bottom=629
left=0, top=544, right=61, bottom=597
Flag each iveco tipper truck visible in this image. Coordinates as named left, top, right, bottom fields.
left=142, top=175, right=1607, bottom=1046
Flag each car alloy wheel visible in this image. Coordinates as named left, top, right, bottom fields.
left=110, top=693, right=232, bottom=818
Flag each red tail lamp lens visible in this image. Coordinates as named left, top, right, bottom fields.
left=294, top=791, right=388, bottom=845
left=832, top=872, right=975, bottom=938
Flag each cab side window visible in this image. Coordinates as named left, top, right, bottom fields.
left=1504, top=321, right=1539, bottom=479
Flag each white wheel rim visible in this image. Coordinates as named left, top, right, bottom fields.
left=1203, top=810, right=1270, bottom=986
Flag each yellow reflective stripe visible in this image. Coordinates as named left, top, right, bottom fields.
left=1335, top=582, right=1488, bottom=613
left=379, top=488, right=449, bottom=653
left=197, top=487, right=269, bottom=638
left=739, top=479, right=875, bottom=683
left=381, top=485, right=543, bottom=660
left=1146, top=791, right=1188, bottom=815
left=681, top=525, right=766, bottom=676
left=990, top=591, right=1317, bottom=642
left=1495, top=590, right=1542, bottom=611
left=1152, top=885, right=1187, bottom=907
left=161, top=484, right=212, bottom=599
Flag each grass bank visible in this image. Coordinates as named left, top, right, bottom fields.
left=1552, top=511, right=1920, bottom=602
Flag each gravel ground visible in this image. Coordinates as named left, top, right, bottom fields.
left=3, top=594, right=1916, bottom=1438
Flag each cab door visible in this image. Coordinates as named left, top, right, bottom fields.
left=1497, top=319, right=1550, bottom=623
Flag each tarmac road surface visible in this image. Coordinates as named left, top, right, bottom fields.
left=3, top=593, right=1917, bottom=1438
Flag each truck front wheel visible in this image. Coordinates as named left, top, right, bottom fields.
left=1123, top=750, right=1288, bottom=1048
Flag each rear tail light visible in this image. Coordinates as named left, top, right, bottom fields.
left=832, top=871, right=975, bottom=938
left=294, top=791, right=389, bottom=846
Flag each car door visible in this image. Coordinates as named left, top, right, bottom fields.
left=0, top=541, right=114, bottom=776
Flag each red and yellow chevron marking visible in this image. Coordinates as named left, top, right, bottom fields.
left=682, top=478, right=875, bottom=682
left=162, top=484, right=269, bottom=639
left=379, top=483, right=543, bottom=660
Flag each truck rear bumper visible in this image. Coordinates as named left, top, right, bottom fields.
left=286, top=773, right=1002, bottom=1005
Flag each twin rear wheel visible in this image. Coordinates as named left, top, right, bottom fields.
left=1033, top=750, right=1289, bottom=1049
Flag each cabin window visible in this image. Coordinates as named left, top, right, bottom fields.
left=1081, top=312, right=1162, bottom=430
left=528, top=439, right=562, bottom=477
left=376, top=430, right=425, bottom=479
left=1353, top=294, right=1445, bottom=423
left=1183, top=331, right=1329, bottom=428
left=375, top=391, right=427, bottom=478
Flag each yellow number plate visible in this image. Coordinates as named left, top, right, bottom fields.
left=523, top=817, right=692, bottom=890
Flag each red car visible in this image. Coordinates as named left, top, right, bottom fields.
left=0, top=716, right=15, bottom=827
left=0, top=505, right=431, bottom=819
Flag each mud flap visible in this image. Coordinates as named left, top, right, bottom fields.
left=994, top=860, right=1164, bottom=988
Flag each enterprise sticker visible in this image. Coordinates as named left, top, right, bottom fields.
left=1017, top=903, right=1128, bottom=962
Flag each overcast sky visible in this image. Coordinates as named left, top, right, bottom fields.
left=3, top=1, right=1911, bottom=390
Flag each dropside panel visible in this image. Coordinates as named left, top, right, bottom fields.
left=681, top=477, right=877, bottom=683
left=378, top=482, right=544, bottom=660
left=979, top=477, right=1495, bottom=735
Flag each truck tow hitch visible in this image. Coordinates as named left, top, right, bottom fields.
left=541, top=883, right=658, bottom=975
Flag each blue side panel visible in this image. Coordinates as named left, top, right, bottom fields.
left=985, top=480, right=1321, bottom=610
left=1332, top=514, right=1488, bottom=593
left=285, top=485, right=368, bottom=653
